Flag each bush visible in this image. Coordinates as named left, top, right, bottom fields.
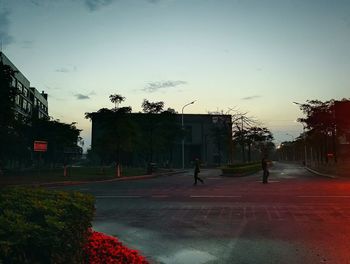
left=0, top=187, right=95, bottom=263
left=221, top=162, right=261, bottom=176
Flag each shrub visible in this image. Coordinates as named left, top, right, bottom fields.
left=221, top=162, right=261, bottom=175
left=83, top=230, right=149, bottom=264
left=0, top=187, right=95, bottom=263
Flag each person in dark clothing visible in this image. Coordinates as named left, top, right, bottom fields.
left=262, top=156, right=269, bottom=184
left=193, top=159, right=204, bottom=185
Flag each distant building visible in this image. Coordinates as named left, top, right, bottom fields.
left=91, top=112, right=232, bottom=167
left=0, top=52, right=49, bottom=121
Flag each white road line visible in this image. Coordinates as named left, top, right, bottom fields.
left=190, top=195, right=241, bottom=198
left=96, top=195, right=142, bottom=198
left=297, top=195, right=350, bottom=198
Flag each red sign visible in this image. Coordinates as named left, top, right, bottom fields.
left=34, top=141, right=48, bottom=152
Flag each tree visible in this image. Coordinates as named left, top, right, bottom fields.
left=297, top=100, right=338, bottom=164
left=85, top=95, right=136, bottom=169
left=141, top=100, right=165, bottom=163
left=109, top=94, right=125, bottom=110
left=141, top=100, right=164, bottom=114
left=0, top=60, right=20, bottom=172
left=245, top=126, right=274, bottom=161
left=232, top=114, right=259, bottom=163
left=25, top=117, right=82, bottom=165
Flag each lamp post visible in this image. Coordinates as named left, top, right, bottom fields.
left=182, top=100, right=196, bottom=169
left=293, top=102, right=307, bottom=166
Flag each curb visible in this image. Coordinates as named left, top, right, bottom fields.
left=305, top=167, right=337, bottom=179
left=14, top=170, right=187, bottom=188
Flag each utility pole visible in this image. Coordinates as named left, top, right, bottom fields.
left=181, top=100, right=196, bottom=169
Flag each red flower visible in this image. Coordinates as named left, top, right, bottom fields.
left=83, top=230, right=149, bottom=264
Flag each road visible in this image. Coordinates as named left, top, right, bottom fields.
left=61, top=162, right=350, bottom=264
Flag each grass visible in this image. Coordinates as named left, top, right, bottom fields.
left=0, top=166, right=147, bottom=186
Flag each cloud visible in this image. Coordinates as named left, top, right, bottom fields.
left=143, top=80, right=187, bottom=93
left=55, top=66, right=77, bottom=73
left=241, top=95, right=262, bottom=100
left=75, top=93, right=90, bottom=100
left=84, top=0, right=115, bottom=11
left=0, top=10, right=14, bottom=47
left=56, top=68, right=70, bottom=73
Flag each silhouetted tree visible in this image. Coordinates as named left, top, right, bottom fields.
left=85, top=95, right=136, bottom=169
left=109, top=94, right=125, bottom=110
left=141, top=99, right=164, bottom=163
left=245, top=126, right=274, bottom=161
left=0, top=60, right=20, bottom=172
left=25, top=117, right=82, bottom=165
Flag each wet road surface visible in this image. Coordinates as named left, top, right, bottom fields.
left=61, top=162, right=350, bottom=263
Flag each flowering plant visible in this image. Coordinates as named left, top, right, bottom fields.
left=83, top=230, right=149, bottom=264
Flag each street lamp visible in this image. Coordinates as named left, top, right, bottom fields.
left=182, top=100, right=196, bottom=169
left=293, top=102, right=307, bottom=166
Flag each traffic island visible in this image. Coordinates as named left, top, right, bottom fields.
left=220, top=162, right=261, bottom=177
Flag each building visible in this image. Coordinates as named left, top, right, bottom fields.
left=0, top=52, right=48, bottom=121
left=91, top=112, right=232, bottom=168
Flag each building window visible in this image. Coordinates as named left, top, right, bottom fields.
left=17, top=82, right=23, bottom=92
left=15, top=95, right=20, bottom=106
left=23, top=100, right=28, bottom=112
left=27, top=103, right=32, bottom=114
left=23, top=88, right=28, bottom=98
left=11, top=77, right=16, bottom=87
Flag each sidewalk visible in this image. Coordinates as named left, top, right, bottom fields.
left=306, top=162, right=350, bottom=178
left=0, top=169, right=187, bottom=188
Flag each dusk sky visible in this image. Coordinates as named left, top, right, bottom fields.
left=1, top=0, right=349, bottom=151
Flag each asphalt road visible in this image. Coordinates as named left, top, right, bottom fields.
left=61, top=162, right=350, bottom=264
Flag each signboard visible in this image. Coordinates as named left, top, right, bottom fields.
left=34, top=141, right=48, bottom=152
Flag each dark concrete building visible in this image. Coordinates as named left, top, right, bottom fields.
left=0, top=52, right=48, bottom=121
left=91, top=112, right=232, bottom=168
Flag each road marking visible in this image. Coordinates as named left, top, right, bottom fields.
left=96, top=195, right=142, bottom=198
left=190, top=195, right=241, bottom=198
left=297, top=195, right=350, bottom=198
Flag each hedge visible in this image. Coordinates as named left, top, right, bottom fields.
left=221, top=162, right=261, bottom=175
left=0, top=187, right=95, bottom=263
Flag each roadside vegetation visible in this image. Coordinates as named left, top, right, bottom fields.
left=0, top=167, right=147, bottom=186
left=0, top=187, right=149, bottom=263
left=220, top=162, right=262, bottom=176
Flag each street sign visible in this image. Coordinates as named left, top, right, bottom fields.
left=34, top=141, right=48, bottom=152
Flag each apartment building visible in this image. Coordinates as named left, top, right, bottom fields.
left=0, top=52, right=48, bottom=121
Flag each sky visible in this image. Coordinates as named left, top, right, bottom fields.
left=1, top=0, right=349, bottom=151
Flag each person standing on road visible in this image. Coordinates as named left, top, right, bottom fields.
left=193, top=158, right=204, bottom=185
left=262, top=155, right=269, bottom=184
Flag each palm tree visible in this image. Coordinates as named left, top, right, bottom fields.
left=109, top=94, right=125, bottom=110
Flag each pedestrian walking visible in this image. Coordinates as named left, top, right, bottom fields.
left=193, top=158, right=204, bottom=185
left=262, top=156, right=269, bottom=184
